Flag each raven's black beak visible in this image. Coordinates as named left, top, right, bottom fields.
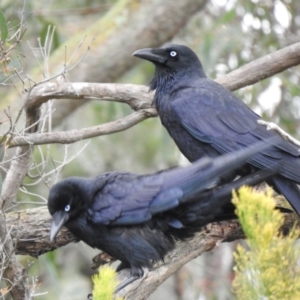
left=133, top=48, right=167, bottom=64
left=50, top=211, right=70, bottom=242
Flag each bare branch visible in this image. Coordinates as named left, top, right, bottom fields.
left=1, top=146, right=33, bottom=210
left=9, top=108, right=156, bottom=147
left=258, top=120, right=300, bottom=148
left=5, top=206, right=299, bottom=299
left=6, top=207, right=76, bottom=258
left=2, top=41, right=300, bottom=148
left=216, top=41, right=300, bottom=91
left=6, top=207, right=298, bottom=257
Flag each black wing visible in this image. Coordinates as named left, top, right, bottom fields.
left=87, top=139, right=278, bottom=226
left=170, top=82, right=300, bottom=210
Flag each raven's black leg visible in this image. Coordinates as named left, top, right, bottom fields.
left=115, top=266, right=146, bottom=293
left=115, top=275, right=140, bottom=293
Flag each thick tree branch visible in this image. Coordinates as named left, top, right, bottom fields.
left=5, top=206, right=299, bottom=299
left=6, top=206, right=298, bottom=258
left=216, top=41, right=300, bottom=91
left=3, top=41, right=300, bottom=148
left=6, top=207, right=75, bottom=258
left=1, top=147, right=33, bottom=210
left=0, top=213, right=29, bottom=300
left=24, top=83, right=152, bottom=113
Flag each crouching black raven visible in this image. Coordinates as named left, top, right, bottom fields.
left=48, top=140, right=278, bottom=292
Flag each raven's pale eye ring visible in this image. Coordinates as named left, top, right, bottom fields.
left=65, top=204, right=71, bottom=212
left=170, top=51, right=177, bottom=57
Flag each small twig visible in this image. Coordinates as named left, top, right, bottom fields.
left=8, top=108, right=156, bottom=147
left=258, top=120, right=300, bottom=148
left=65, top=37, right=95, bottom=73
left=65, top=35, right=87, bottom=68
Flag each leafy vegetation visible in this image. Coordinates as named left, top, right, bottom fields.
left=233, top=186, right=300, bottom=299
left=92, top=265, right=122, bottom=300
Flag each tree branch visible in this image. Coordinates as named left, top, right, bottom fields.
left=2, top=41, right=300, bottom=148
left=10, top=108, right=156, bottom=147
left=1, top=146, right=33, bottom=210
left=258, top=120, right=300, bottom=148
left=5, top=206, right=299, bottom=299
left=0, top=213, right=29, bottom=300
left=216, top=41, right=300, bottom=91
left=6, top=207, right=75, bottom=258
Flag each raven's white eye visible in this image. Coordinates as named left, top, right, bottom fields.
left=170, top=51, right=177, bottom=57
left=65, top=204, right=70, bottom=212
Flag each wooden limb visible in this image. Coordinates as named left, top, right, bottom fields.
left=2, top=41, right=299, bottom=148
left=5, top=206, right=300, bottom=299
left=1, top=146, right=33, bottom=210
left=0, top=212, right=29, bottom=300
left=6, top=207, right=76, bottom=258
left=216, top=41, right=300, bottom=91
left=0, top=145, right=32, bottom=299
left=9, top=108, right=156, bottom=147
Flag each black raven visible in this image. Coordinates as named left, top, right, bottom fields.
left=133, top=44, right=300, bottom=214
left=48, top=141, right=276, bottom=291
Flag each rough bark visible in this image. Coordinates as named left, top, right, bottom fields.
left=3, top=41, right=300, bottom=148
left=6, top=207, right=76, bottom=258
left=0, top=213, right=29, bottom=300
left=216, top=41, right=300, bottom=91
left=5, top=207, right=300, bottom=299
left=1, top=146, right=32, bottom=210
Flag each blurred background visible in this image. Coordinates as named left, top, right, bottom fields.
left=0, top=0, right=300, bottom=299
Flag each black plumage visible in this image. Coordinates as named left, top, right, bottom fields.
left=48, top=141, right=276, bottom=291
left=133, top=44, right=300, bottom=214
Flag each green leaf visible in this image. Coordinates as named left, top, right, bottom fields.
left=0, top=10, right=8, bottom=41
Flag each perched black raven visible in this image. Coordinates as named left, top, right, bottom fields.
left=48, top=141, right=276, bottom=291
left=133, top=44, right=300, bottom=214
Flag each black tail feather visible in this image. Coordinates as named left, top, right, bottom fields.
left=272, top=175, right=300, bottom=214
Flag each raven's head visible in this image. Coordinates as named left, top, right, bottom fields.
left=133, top=44, right=206, bottom=92
left=48, top=177, right=93, bottom=241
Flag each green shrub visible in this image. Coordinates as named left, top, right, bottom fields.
left=92, top=265, right=122, bottom=300
left=233, top=186, right=300, bottom=300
